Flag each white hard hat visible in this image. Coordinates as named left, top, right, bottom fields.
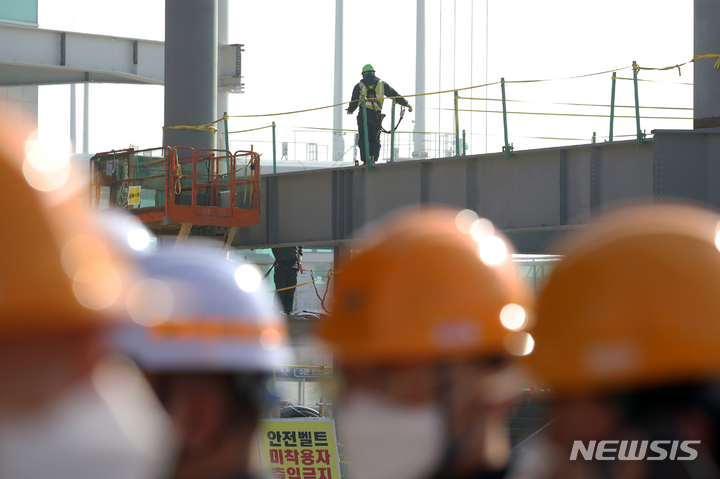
left=112, top=250, right=292, bottom=372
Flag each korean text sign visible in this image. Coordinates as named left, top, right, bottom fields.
left=257, top=418, right=341, bottom=479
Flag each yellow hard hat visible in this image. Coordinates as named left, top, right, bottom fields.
left=525, top=202, right=720, bottom=397
left=317, top=207, right=534, bottom=366
left=0, top=114, right=128, bottom=338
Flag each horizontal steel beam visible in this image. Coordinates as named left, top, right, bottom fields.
left=231, top=129, right=720, bottom=253
left=0, top=24, right=243, bottom=90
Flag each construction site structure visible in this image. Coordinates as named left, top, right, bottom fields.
left=90, top=146, right=260, bottom=248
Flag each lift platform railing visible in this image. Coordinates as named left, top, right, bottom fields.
left=90, top=147, right=171, bottom=210
left=90, top=146, right=261, bottom=229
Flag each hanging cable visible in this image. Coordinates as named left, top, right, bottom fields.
left=470, top=0, right=474, bottom=155
left=485, top=0, right=489, bottom=154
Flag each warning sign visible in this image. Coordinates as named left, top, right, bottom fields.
left=257, top=418, right=341, bottom=479
left=128, top=186, right=141, bottom=206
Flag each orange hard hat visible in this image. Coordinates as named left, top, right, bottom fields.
left=0, top=114, right=128, bottom=338
left=317, top=207, right=534, bottom=366
left=525, top=202, right=720, bottom=397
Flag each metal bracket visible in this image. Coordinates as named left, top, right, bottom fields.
left=60, top=32, right=66, bottom=66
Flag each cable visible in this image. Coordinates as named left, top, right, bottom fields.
left=309, top=270, right=333, bottom=314
left=457, top=96, right=692, bottom=111
left=435, top=107, right=692, bottom=120
left=485, top=0, right=489, bottom=154
left=470, top=0, right=474, bottom=155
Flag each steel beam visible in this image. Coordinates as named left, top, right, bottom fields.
left=0, top=25, right=163, bottom=86
left=0, top=23, right=241, bottom=90
left=229, top=134, right=699, bottom=253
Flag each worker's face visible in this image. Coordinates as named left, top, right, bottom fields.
left=335, top=360, right=518, bottom=479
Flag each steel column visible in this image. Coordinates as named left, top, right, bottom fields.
left=694, top=0, right=720, bottom=129
left=164, top=0, right=218, bottom=151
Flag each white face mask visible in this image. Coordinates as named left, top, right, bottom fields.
left=338, top=391, right=445, bottom=479
left=0, top=356, right=175, bottom=479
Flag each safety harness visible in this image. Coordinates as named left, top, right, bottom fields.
left=359, top=80, right=406, bottom=133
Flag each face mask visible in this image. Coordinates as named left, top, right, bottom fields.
left=0, top=356, right=175, bottom=479
left=338, top=391, right=445, bottom=479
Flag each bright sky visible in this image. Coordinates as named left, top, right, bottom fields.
left=36, top=0, right=694, bottom=159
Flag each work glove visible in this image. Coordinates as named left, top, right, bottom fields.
left=407, top=104, right=413, bottom=113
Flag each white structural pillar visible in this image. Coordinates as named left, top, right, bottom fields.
left=413, top=0, right=426, bottom=157
left=164, top=0, right=218, bottom=150
left=217, top=0, right=229, bottom=143
left=70, top=84, right=76, bottom=153
left=694, top=0, right=720, bottom=129
left=332, top=0, right=344, bottom=161
left=82, top=83, right=89, bottom=154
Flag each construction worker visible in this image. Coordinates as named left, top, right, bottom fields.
left=0, top=114, right=174, bottom=479
left=113, top=250, right=291, bottom=479
left=318, top=207, right=534, bottom=479
left=272, top=245, right=304, bottom=315
left=515, top=202, right=720, bottom=479
left=347, top=64, right=412, bottom=165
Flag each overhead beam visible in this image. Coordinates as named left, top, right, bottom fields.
left=0, top=24, right=243, bottom=90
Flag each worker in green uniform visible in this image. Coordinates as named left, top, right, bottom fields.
left=347, top=64, right=412, bottom=165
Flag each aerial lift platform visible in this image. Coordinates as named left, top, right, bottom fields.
left=90, top=146, right=260, bottom=248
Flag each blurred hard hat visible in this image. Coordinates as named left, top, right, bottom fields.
left=362, top=64, right=375, bottom=73
left=93, top=209, right=154, bottom=259
left=525, top=202, right=720, bottom=397
left=0, top=114, right=128, bottom=338
left=317, top=207, right=534, bottom=366
left=113, top=251, right=291, bottom=372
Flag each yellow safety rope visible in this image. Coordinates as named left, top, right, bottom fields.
left=271, top=271, right=338, bottom=293
left=457, top=97, right=693, bottom=111
left=693, top=53, right=720, bottom=69
left=439, top=107, right=692, bottom=121
left=227, top=124, right=274, bottom=134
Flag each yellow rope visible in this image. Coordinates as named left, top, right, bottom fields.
left=271, top=271, right=338, bottom=293
left=227, top=124, right=274, bottom=134
left=163, top=125, right=218, bottom=132
left=457, top=97, right=692, bottom=111
left=615, top=77, right=693, bottom=85
left=440, top=107, right=691, bottom=120
left=693, top=53, right=720, bottom=69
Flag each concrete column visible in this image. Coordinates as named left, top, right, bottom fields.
left=332, top=0, right=344, bottom=161
left=164, top=0, right=218, bottom=150
left=694, top=0, right=720, bottom=129
left=217, top=0, right=229, bottom=140
left=413, top=0, right=426, bottom=157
